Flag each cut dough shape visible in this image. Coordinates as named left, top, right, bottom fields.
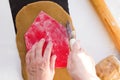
left=24, top=11, right=70, bottom=68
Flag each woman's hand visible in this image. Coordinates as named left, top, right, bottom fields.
left=67, top=40, right=100, bottom=80
left=26, top=39, right=56, bottom=80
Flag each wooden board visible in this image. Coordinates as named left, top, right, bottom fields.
left=16, top=1, right=74, bottom=80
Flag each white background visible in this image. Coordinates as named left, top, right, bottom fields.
left=0, top=0, right=120, bottom=80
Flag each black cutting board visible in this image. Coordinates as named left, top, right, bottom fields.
left=9, top=0, right=69, bottom=33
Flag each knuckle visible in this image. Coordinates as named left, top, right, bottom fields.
left=37, top=60, right=48, bottom=71
left=39, top=59, right=48, bottom=66
left=27, top=65, right=37, bottom=76
left=40, top=60, right=48, bottom=67
left=35, top=59, right=40, bottom=64
left=26, top=58, right=49, bottom=75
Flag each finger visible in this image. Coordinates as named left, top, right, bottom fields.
left=50, top=55, right=57, bottom=71
left=71, top=40, right=80, bottom=53
left=30, top=42, right=38, bottom=61
left=26, top=51, right=31, bottom=65
left=35, top=39, right=45, bottom=59
left=26, top=48, right=33, bottom=65
left=67, top=52, right=72, bottom=70
left=43, top=41, right=53, bottom=62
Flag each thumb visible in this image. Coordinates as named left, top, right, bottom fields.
left=50, top=55, right=57, bottom=71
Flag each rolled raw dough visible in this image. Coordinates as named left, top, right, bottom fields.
left=16, top=1, right=74, bottom=80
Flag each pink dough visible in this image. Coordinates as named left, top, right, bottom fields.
left=24, top=11, right=70, bottom=68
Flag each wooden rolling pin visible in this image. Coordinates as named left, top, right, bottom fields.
left=91, top=0, right=120, bottom=52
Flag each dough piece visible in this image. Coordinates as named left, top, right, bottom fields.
left=16, top=1, right=74, bottom=80
left=24, top=11, right=70, bottom=68
left=96, top=55, right=120, bottom=80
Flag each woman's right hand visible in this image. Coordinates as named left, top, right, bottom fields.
left=67, top=40, right=100, bottom=80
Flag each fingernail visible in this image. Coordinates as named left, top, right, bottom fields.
left=38, top=38, right=45, bottom=44
left=40, top=38, right=45, bottom=42
left=70, top=38, right=76, bottom=48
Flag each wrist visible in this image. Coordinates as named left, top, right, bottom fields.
left=83, top=72, right=100, bottom=80
left=72, top=73, right=100, bottom=80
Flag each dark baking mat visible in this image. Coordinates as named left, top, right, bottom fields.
left=9, top=0, right=69, bottom=33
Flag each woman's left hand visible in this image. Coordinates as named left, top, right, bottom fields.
left=26, top=39, right=57, bottom=80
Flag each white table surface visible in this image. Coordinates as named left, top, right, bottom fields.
left=0, top=0, right=120, bottom=80
left=0, top=0, right=23, bottom=80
